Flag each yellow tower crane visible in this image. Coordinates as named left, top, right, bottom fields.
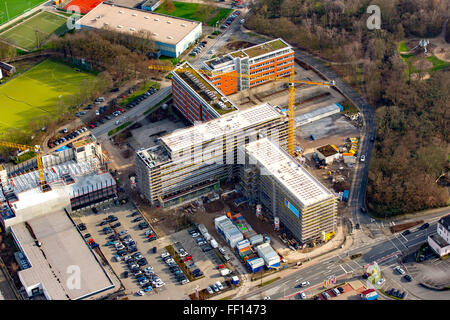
left=148, top=63, right=335, bottom=155
left=0, top=141, right=50, bottom=192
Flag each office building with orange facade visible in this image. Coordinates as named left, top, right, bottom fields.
left=171, top=62, right=238, bottom=124
left=202, top=38, right=294, bottom=95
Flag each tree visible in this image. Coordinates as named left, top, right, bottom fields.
left=165, top=0, right=175, bottom=12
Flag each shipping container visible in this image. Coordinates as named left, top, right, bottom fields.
left=236, top=239, right=251, bottom=250
left=342, top=190, right=349, bottom=202
left=232, top=276, right=240, bottom=285
left=249, top=234, right=264, bottom=246
left=256, top=243, right=280, bottom=268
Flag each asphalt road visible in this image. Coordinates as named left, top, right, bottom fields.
left=240, top=222, right=439, bottom=300
left=91, top=86, right=172, bottom=138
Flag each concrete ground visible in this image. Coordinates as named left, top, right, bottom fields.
left=296, top=113, right=361, bottom=153
left=128, top=118, right=186, bottom=150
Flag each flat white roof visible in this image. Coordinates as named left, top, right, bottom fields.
left=12, top=211, right=113, bottom=300
left=161, top=103, right=283, bottom=153
left=78, top=2, right=201, bottom=45
left=245, top=138, right=334, bottom=207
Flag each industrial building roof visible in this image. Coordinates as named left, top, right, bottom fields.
left=78, top=2, right=201, bottom=45
left=6, top=160, right=115, bottom=212
left=173, top=62, right=237, bottom=114
left=245, top=138, right=335, bottom=208
left=256, top=243, right=279, bottom=260
left=161, top=103, right=282, bottom=153
left=11, top=211, right=114, bottom=300
left=295, top=103, right=341, bottom=126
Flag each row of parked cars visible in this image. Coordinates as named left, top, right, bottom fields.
left=206, top=280, right=225, bottom=295
left=386, top=288, right=407, bottom=299
left=189, top=40, right=208, bottom=57
left=88, top=86, right=159, bottom=129
left=190, top=229, right=213, bottom=254
left=220, top=11, right=241, bottom=29
left=161, top=249, right=190, bottom=285
left=51, top=127, right=88, bottom=148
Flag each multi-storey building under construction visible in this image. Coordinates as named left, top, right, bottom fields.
left=135, top=103, right=288, bottom=208
left=202, top=38, right=295, bottom=95
left=242, top=138, right=337, bottom=243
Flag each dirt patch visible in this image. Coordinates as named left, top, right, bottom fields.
left=413, top=58, right=433, bottom=70
left=204, top=200, right=224, bottom=213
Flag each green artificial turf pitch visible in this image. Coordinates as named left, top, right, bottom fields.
left=0, top=0, right=46, bottom=25
left=0, top=60, right=95, bottom=134
left=0, top=11, right=67, bottom=50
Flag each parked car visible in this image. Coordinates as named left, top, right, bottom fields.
left=419, top=223, right=430, bottom=230
left=404, top=274, right=413, bottom=282
left=132, top=217, right=143, bottom=223
left=394, top=266, right=406, bottom=275
left=211, top=284, right=219, bottom=292
left=207, top=286, right=214, bottom=294
left=402, top=230, right=411, bottom=236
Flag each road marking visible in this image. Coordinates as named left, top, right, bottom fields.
left=339, top=264, right=347, bottom=273
left=345, top=263, right=354, bottom=271
left=400, top=234, right=408, bottom=242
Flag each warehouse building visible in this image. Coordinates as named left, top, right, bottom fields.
left=202, top=39, right=294, bottom=95
left=135, top=103, right=288, bottom=207
left=295, top=103, right=344, bottom=127
left=242, top=138, right=337, bottom=243
left=171, top=62, right=239, bottom=123
left=0, top=136, right=117, bottom=230
left=11, top=210, right=114, bottom=299
left=77, top=2, right=202, bottom=57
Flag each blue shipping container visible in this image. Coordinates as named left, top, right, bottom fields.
left=342, top=190, right=349, bottom=202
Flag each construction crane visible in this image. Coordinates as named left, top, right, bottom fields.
left=0, top=141, right=50, bottom=192
left=148, top=64, right=335, bottom=155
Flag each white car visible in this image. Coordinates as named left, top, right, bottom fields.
left=161, top=252, right=170, bottom=258
left=207, top=286, right=214, bottom=294
left=144, top=266, right=153, bottom=272
left=376, top=278, right=385, bottom=286
left=136, top=290, right=144, bottom=296
left=394, top=266, right=405, bottom=275
left=139, top=279, right=149, bottom=286
left=165, top=258, right=175, bottom=264
left=360, top=155, right=366, bottom=162
left=300, top=292, right=306, bottom=299
left=219, top=247, right=226, bottom=255
left=191, top=232, right=200, bottom=237
left=263, top=296, right=271, bottom=300
left=299, top=281, right=310, bottom=287
left=216, top=281, right=223, bottom=290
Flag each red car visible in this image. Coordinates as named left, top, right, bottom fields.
left=87, top=238, right=94, bottom=244
left=89, top=124, right=95, bottom=128
left=118, top=108, right=125, bottom=113
left=218, top=264, right=225, bottom=269
left=184, top=255, right=192, bottom=261
left=147, top=234, right=155, bottom=238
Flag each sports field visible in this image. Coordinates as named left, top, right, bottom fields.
left=0, top=11, right=68, bottom=50
left=0, top=0, right=46, bottom=25
left=0, top=60, right=96, bottom=134
left=155, top=2, right=232, bottom=27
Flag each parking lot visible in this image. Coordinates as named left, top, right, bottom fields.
left=73, top=202, right=234, bottom=299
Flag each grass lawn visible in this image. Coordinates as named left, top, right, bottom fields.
left=0, top=0, right=46, bottom=25
left=0, top=11, right=67, bottom=50
left=0, top=59, right=96, bottom=134
left=426, top=56, right=450, bottom=71
left=398, top=41, right=409, bottom=53
left=120, top=81, right=161, bottom=106
left=206, top=8, right=232, bottom=27
left=155, top=2, right=231, bottom=27
left=108, top=121, right=132, bottom=136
